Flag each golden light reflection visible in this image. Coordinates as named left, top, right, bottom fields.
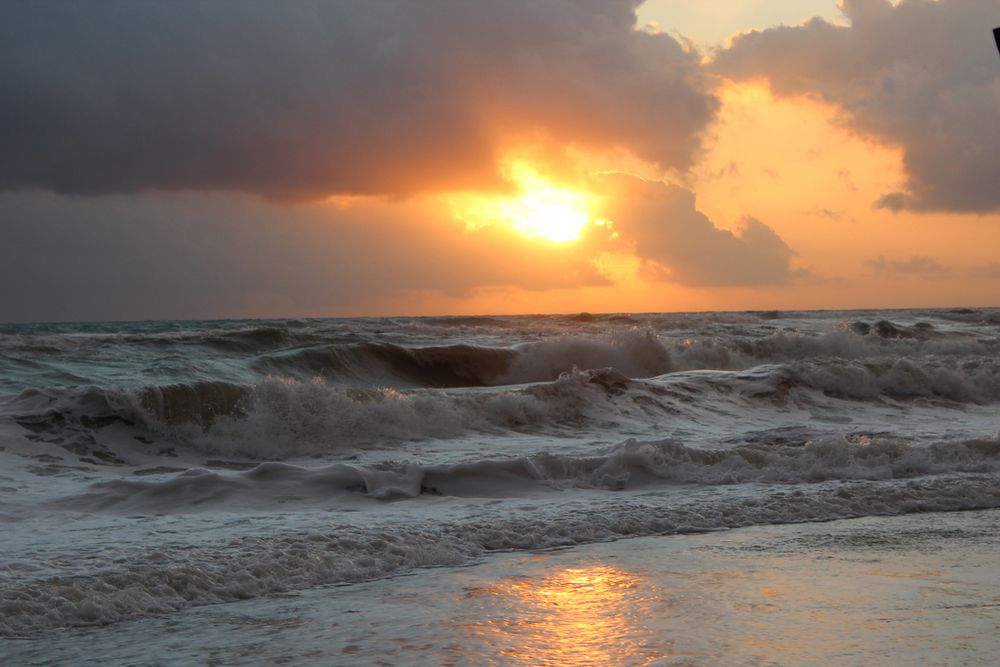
left=448, top=161, right=604, bottom=243
left=458, top=564, right=663, bottom=666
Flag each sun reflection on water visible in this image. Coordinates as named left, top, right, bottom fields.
left=457, top=563, right=665, bottom=666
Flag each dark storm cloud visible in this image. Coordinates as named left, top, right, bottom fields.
left=0, top=0, right=717, bottom=199
left=715, top=0, right=1000, bottom=214
left=597, top=173, right=796, bottom=286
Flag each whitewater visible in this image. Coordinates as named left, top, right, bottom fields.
left=2, top=308, right=999, bottom=662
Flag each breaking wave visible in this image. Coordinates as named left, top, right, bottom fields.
left=243, top=322, right=999, bottom=388
left=54, top=435, right=1000, bottom=512
left=5, top=368, right=635, bottom=458
left=5, top=316, right=996, bottom=393
left=6, top=354, right=1000, bottom=460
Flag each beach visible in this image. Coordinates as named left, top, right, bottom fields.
left=4, top=509, right=998, bottom=666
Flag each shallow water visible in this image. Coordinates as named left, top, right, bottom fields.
left=4, top=510, right=998, bottom=666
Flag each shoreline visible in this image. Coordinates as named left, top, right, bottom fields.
left=5, top=508, right=998, bottom=666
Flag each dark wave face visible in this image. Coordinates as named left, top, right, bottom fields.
left=251, top=342, right=518, bottom=387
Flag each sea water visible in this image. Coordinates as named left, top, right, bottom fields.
left=1, top=309, right=998, bottom=659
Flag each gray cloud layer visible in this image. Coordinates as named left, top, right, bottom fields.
left=0, top=0, right=716, bottom=199
left=0, top=192, right=612, bottom=322
left=0, top=178, right=798, bottom=322
left=597, top=174, right=796, bottom=286
left=716, top=0, right=1000, bottom=213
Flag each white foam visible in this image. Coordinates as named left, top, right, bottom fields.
left=4, top=474, right=999, bottom=637
left=42, top=434, right=1000, bottom=517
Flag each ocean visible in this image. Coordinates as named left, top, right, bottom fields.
left=2, top=308, right=999, bottom=664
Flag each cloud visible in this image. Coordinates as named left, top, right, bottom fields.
left=0, top=0, right=717, bottom=199
left=865, top=254, right=951, bottom=274
left=715, top=0, right=1000, bottom=213
left=969, top=262, right=1000, bottom=278
left=0, top=171, right=803, bottom=321
left=0, top=192, right=610, bottom=322
left=809, top=206, right=847, bottom=220
left=595, top=173, right=796, bottom=286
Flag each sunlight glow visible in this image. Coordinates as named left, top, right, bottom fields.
left=448, top=161, right=601, bottom=243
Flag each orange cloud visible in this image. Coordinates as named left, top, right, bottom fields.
left=595, top=173, right=797, bottom=286
left=715, top=0, right=1000, bottom=213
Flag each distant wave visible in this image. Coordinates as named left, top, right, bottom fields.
left=0, top=324, right=327, bottom=355
left=243, top=320, right=998, bottom=389
left=248, top=318, right=997, bottom=389
left=419, top=315, right=509, bottom=327
left=700, top=357, right=1000, bottom=406
left=1, top=317, right=997, bottom=399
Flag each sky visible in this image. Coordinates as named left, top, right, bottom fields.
left=2, top=0, right=999, bottom=322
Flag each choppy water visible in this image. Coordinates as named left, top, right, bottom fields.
left=1, top=308, right=999, bottom=639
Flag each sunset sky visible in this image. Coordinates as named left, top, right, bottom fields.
left=2, top=0, right=999, bottom=322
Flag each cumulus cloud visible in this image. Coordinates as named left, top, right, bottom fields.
left=0, top=0, right=717, bottom=199
left=715, top=0, right=1000, bottom=213
left=596, top=173, right=796, bottom=286
left=865, top=254, right=951, bottom=274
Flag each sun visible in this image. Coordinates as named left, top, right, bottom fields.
left=447, top=161, right=600, bottom=243
left=502, top=184, right=591, bottom=243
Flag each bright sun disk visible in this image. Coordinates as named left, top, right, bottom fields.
left=448, top=162, right=599, bottom=243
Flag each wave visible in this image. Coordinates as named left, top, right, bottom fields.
left=4, top=368, right=641, bottom=459
left=249, top=329, right=674, bottom=388
left=2, top=317, right=997, bottom=398
left=5, top=471, right=999, bottom=636
left=8, top=381, right=249, bottom=430
left=418, top=315, right=509, bottom=327
left=255, top=316, right=1000, bottom=387
left=669, top=326, right=995, bottom=371
left=52, top=435, right=1000, bottom=513
left=501, top=329, right=672, bottom=383
left=920, top=308, right=1000, bottom=325
left=6, top=354, right=1000, bottom=461
left=560, top=312, right=640, bottom=324
left=220, top=357, right=1000, bottom=458
left=587, top=436, right=1000, bottom=486
left=246, top=320, right=998, bottom=389
left=252, top=342, right=517, bottom=387
left=0, top=323, right=328, bottom=356
left=711, top=357, right=1000, bottom=405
